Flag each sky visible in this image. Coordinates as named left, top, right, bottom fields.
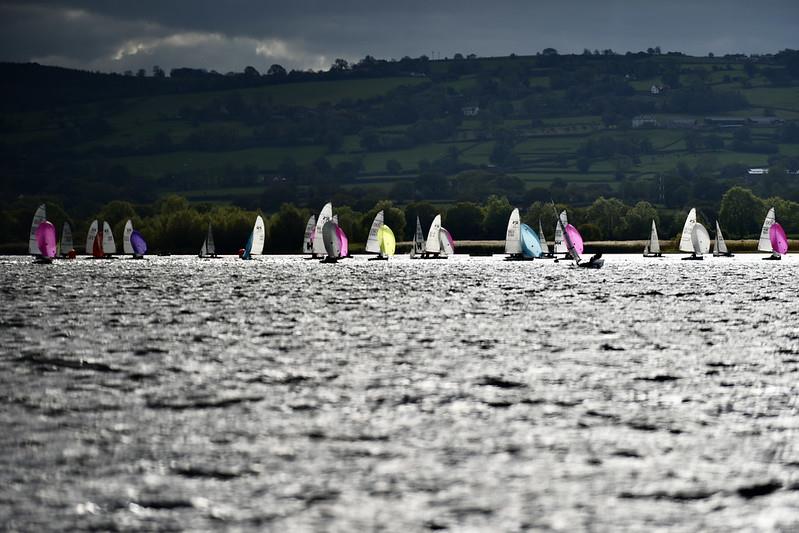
left=0, top=1, right=796, bottom=74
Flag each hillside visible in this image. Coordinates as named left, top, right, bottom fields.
left=1, top=50, right=799, bottom=250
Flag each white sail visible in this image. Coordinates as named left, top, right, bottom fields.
left=425, top=214, right=442, bottom=254
left=758, top=207, right=775, bottom=252
left=85, top=220, right=98, bottom=254
left=200, top=239, right=207, bottom=257
left=123, top=220, right=134, bottom=254
left=505, top=208, right=521, bottom=254
left=322, top=221, right=341, bottom=258
left=411, top=216, right=426, bottom=257
left=715, top=221, right=728, bottom=254
left=332, top=214, right=339, bottom=225
left=538, top=219, right=550, bottom=254
left=206, top=223, right=215, bottom=255
left=28, top=204, right=46, bottom=254
left=649, top=220, right=660, bottom=254
left=251, top=215, right=265, bottom=255
left=679, top=208, right=697, bottom=253
left=102, top=221, right=116, bottom=255
left=365, top=210, right=384, bottom=254
left=692, top=223, right=711, bottom=255
left=313, top=203, right=333, bottom=255
left=439, top=227, right=455, bottom=256
left=554, top=210, right=569, bottom=254
left=59, top=221, right=73, bottom=256
left=302, top=215, right=316, bottom=254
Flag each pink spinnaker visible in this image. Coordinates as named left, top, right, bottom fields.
left=36, top=221, right=57, bottom=258
left=769, top=222, right=789, bottom=255
left=336, top=226, right=348, bottom=257
left=564, top=224, right=584, bottom=255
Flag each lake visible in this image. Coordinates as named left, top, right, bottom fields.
left=1, top=254, right=798, bottom=531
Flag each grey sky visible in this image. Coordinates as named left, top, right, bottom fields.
left=0, top=1, right=796, bottom=73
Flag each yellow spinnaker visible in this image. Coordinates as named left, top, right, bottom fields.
left=378, top=225, right=396, bottom=257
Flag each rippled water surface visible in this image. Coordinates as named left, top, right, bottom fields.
left=1, top=254, right=798, bottom=531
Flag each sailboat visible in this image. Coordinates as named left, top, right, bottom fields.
left=28, top=204, right=46, bottom=258
left=199, top=223, right=218, bottom=258
left=34, top=220, right=57, bottom=264
left=366, top=210, right=396, bottom=260
left=59, top=221, right=75, bottom=259
left=302, top=215, right=316, bottom=257
left=758, top=207, right=787, bottom=260
left=555, top=209, right=603, bottom=268
left=553, top=210, right=570, bottom=257
left=123, top=220, right=134, bottom=255
left=101, top=221, right=117, bottom=258
left=505, top=209, right=543, bottom=260
left=679, top=208, right=704, bottom=260
left=85, top=220, right=101, bottom=258
left=418, top=214, right=453, bottom=259
left=321, top=220, right=342, bottom=263
left=410, top=217, right=426, bottom=258
left=539, top=219, right=555, bottom=259
left=312, top=203, right=333, bottom=258
left=711, top=221, right=733, bottom=257
left=643, top=220, right=662, bottom=257
left=240, top=215, right=265, bottom=260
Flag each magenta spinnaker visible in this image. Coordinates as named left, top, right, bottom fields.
left=35, top=220, right=57, bottom=258
left=336, top=226, right=348, bottom=257
left=565, top=224, right=584, bottom=255
left=769, top=222, right=789, bottom=255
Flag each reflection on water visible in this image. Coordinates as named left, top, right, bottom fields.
left=1, top=254, right=798, bottom=531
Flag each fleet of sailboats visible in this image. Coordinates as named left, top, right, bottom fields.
left=21, top=203, right=795, bottom=264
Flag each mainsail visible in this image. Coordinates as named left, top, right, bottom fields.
left=714, top=221, right=728, bottom=255
left=691, top=223, right=711, bottom=255
left=28, top=204, right=46, bottom=255
left=554, top=210, right=569, bottom=254
left=85, top=220, right=99, bottom=255
left=538, top=219, right=550, bottom=255
left=302, top=215, right=316, bottom=254
left=505, top=208, right=521, bottom=255
left=365, top=210, right=384, bottom=254
left=411, top=217, right=426, bottom=256
left=59, top=221, right=73, bottom=256
left=322, top=221, right=341, bottom=258
left=649, top=220, right=660, bottom=254
left=426, top=215, right=442, bottom=254
left=123, top=220, right=134, bottom=254
left=206, top=223, right=215, bottom=256
left=313, top=203, right=333, bottom=255
left=758, top=207, right=776, bottom=252
left=251, top=216, right=265, bottom=255
left=102, top=221, right=116, bottom=255
left=439, top=227, right=455, bottom=256
left=679, top=208, right=697, bottom=253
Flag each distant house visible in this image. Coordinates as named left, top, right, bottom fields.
left=704, top=116, right=747, bottom=128
left=650, top=85, right=662, bottom=95
left=632, top=115, right=658, bottom=128
left=461, top=106, right=480, bottom=117
left=747, top=168, right=768, bottom=175
left=665, top=118, right=698, bottom=129
left=748, top=116, right=784, bottom=127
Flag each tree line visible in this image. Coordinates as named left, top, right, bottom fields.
left=2, top=187, right=795, bottom=254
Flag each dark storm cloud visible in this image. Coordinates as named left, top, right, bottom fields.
left=0, top=1, right=797, bottom=73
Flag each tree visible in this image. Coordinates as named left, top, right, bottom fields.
left=268, top=203, right=306, bottom=251
left=586, top=197, right=628, bottom=240
left=404, top=202, right=438, bottom=239
left=445, top=202, right=484, bottom=240
left=621, top=201, right=658, bottom=239
left=718, top=186, right=764, bottom=238
left=267, top=64, right=287, bottom=78
left=331, top=58, right=350, bottom=72
left=482, top=195, right=513, bottom=239
left=152, top=65, right=165, bottom=78
left=385, top=159, right=402, bottom=174
left=243, top=66, right=260, bottom=77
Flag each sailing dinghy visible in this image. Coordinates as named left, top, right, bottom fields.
left=679, top=208, right=704, bottom=260
left=418, top=214, right=453, bottom=259
left=505, top=208, right=543, bottom=260
left=28, top=204, right=46, bottom=258
left=240, top=215, right=265, bottom=260
left=712, top=221, right=733, bottom=257
left=123, top=220, right=147, bottom=259
left=302, top=215, right=316, bottom=257
left=555, top=209, right=603, bottom=268
left=59, top=221, right=75, bottom=258
left=101, top=221, right=117, bottom=258
left=643, top=220, right=662, bottom=257
left=34, top=220, right=57, bottom=264
left=123, top=220, right=134, bottom=255
left=758, top=207, right=787, bottom=260
left=199, top=223, right=218, bottom=258
left=410, top=217, right=426, bottom=258
left=321, top=220, right=342, bottom=263
left=539, top=219, right=555, bottom=259
left=553, top=210, right=571, bottom=258
left=366, top=210, right=396, bottom=260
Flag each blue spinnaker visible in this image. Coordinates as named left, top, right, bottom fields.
left=520, top=223, right=543, bottom=258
